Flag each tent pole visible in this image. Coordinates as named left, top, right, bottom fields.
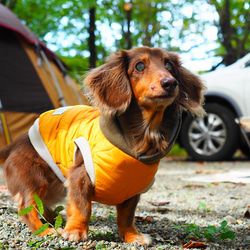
left=0, top=99, right=11, bottom=144
left=36, top=43, right=67, bottom=107
left=64, top=75, right=84, bottom=104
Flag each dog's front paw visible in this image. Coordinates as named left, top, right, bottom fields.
left=121, top=232, right=152, bottom=246
left=62, top=229, right=88, bottom=242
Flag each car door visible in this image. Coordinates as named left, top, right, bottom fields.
left=243, top=58, right=250, bottom=116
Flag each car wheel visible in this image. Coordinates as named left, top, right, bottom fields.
left=180, top=103, right=240, bottom=161
left=240, top=143, right=250, bottom=158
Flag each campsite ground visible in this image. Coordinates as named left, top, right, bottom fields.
left=0, top=157, right=250, bottom=249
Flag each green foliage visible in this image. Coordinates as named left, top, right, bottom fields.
left=29, top=236, right=53, bottom=249
left=18, top=206, right=34, bottom=216
left=174, top=221, right=235, bottom=242
left=60, top=55, right=90, bottom=75
left=0, top=242, right=8, bottom=250
left=89, top=230, right=115, bottom=242
left=108, top=213, right=116, bottom=219
left=32, top=223, right=50, bottom=237
left=203, top=221, right=235, bottom=240
left=217, top=221, right=235, bottom=240
left=185, top=223, right=203, bottom=238
left=34, top=193, right=44, bottom=215
left=52, top=205, right=65, bottom=217
left=209, top=0, right=250, bottom=64
left=55, top=214, right=63, bottom=230
left=3, top=0, right=249, bottom=69
left=168, top=144, right=187, bottom=156
left=18, top=194, right=65, bottom=248
left=95, top=245, right=107, bottom=249
left=197, top=202, right=211, bottom=212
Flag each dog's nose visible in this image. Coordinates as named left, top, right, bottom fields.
left=160, top=77, right=179, bottom=91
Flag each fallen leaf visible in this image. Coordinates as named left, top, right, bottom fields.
left=135, top=216, right=153, bottom=222
left=235, top=182, right=246, bottom=186
left=147, top=201, right=170, bottom=206
left=182, top=240, right=207, bottom=249
left=184, top=184, right=205, bottom=189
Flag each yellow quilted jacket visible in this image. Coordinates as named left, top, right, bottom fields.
left=28, top=105, right=159, bottom=205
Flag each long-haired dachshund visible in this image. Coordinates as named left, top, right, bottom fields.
left=0, top=47, right=205, bottom=245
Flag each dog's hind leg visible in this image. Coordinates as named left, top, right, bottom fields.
left=16, top=191, right=59, bottom=235
left=62, top=159, right=94, bottom=242
left=2, top=133, right=63, bottom=236
left=116, top=194, right=152, bottom=246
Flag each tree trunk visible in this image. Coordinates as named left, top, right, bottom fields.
left=124, top=2, right=132, bottom=49
left=1, top=0, right=17, bottom=9
left=88, top=7, right=96, bottom=69
left=217, top=0, right=236, bottom=65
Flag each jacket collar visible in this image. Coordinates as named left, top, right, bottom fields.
left=99, top=112, right=182, bottom=164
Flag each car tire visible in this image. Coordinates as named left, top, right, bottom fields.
left=240, top=143, right=250, bottom=158
left=179, top=103, right=240, bottom=161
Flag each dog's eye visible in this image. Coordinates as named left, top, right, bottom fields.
left=165, top=61, right=173, bottom=72
left=135, top=62, right=146, bottom=72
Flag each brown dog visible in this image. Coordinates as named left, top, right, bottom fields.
left=0, top=47, right=205, bottom=245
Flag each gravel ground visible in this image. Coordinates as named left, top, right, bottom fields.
left=0, top=158, right=250, bottom=249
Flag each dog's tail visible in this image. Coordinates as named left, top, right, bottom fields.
left=0, top=143, right=13, bottom=165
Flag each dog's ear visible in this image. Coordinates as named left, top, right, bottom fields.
left=177, top=66, right=206, bottom=116
left=169, top=52, right=206, bottom=116
left=84, top=50, right=132, bottom=117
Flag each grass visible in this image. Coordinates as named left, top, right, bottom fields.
left=168, top=143, right=188, bottom=157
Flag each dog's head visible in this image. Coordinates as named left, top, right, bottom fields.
left=84, top=47, right=205, bottom=117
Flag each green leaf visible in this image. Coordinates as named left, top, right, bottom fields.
left=50, top=247, right=76, bottom=250
left=204, top=230, right=215, bottom=240
left=206, top=225, right=216, bottom=234
left=32, top=223, right=50, bottom=236
left=34, top=194, right=44, bottom=215
left=55, top=214, right=63, bottom=230
left=18, top=206, right=34, bottom=216
left=96, top=245, right=106, bottom=249
left=34, top=238, right=53, bottom=250
left=186, top=223, right=199, bottom=233
left=28, top=241, right=35, bottom=247
left=199, top=202, right=207, bottom=207
left=220, top=231, right=235, bottom=240
left=217, top=220, right=229, bottom=233
left=108, top=214, right=115, bottom=219
left=53, top=205, right=64, bottom=215
left=173, top=225, right=181, bottom=229
left=220, top=220, right=228, bottom=228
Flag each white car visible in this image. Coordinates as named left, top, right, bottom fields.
left=179, top=53, right=250, bottom=161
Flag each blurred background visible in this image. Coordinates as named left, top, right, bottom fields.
left=0, top=0, right=250, bottom=161
left=2, top=0, right=249, bottom=73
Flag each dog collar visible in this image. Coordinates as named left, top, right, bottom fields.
left=99, top=113, right=182, bottom=164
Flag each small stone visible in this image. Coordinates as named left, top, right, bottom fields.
left=224, top=215, right=236, bottom=224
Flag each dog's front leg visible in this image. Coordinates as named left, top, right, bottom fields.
left=62, top=161, right=93, bottom=243
left=116, top=194, right=152, bottom=246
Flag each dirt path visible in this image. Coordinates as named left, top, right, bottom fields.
left=0, top=159, right=250, bottom=249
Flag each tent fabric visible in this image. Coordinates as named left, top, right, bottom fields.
left=0, top=28, right=54, bottom=113
left=0, top=3, right=59, bottom=62
left=0, top=4, right=87, bottom=148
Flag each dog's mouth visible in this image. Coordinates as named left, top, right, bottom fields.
left=155, top=93, right=175, bottom=99
left=154, top=89, right=179, bottom=99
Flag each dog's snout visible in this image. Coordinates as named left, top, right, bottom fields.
left=160, top=77, right=179, bottom=91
